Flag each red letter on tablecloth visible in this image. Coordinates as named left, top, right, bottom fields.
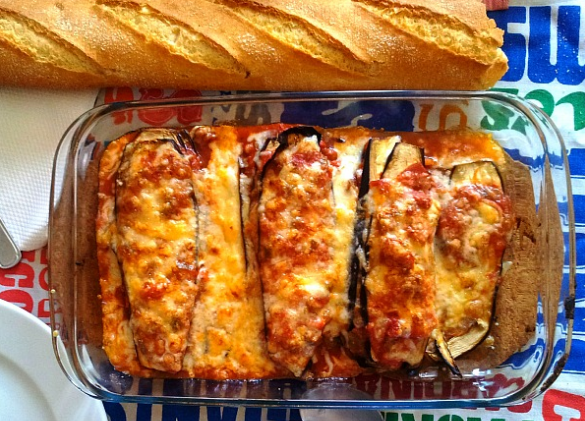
left=40, top=248, right=48, bottom=265
left=0, top=262, right=34, bottom=288
left=172, top=89, right=202, bottom=125
left=138, top=89, right=175, bottom=125
left=39, top=267, right=49, bottom=291
left=21, top=250, right=35, bottom=263
left=0, top=289, right=33, bottom=313
left=104, top=87, right=135, bottom=125
left=543, top=389, right=585, bottom=421
left=508, top=400, right=533, bottom=413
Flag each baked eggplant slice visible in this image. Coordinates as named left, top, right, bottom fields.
left=303, top=127, right=371, bottom=379
left=114, top=129, right=199, bottom=373
left=347, top=135, right=400, bottom=362
left=258, top=126, right=341, bottom=377
left=431, top=161, right=513, bottom=368
left=363, top=142, right=441, bottom=370
left=182, top=125, right=286, bottom=379
left=98, top=130, right=148, bottom=376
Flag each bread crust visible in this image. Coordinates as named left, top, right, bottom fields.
left=0, top=0, right=507, bottom=90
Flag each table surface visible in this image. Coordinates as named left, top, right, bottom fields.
left=2, top=2, right=585, bottom=420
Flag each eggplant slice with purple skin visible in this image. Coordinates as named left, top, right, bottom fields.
left=347, top=135, right=400, bottom=363
left=181, top=125, right=287, bottom=379
left=430, top=160, right=514, bottom=373
left=360, top=142, right=441, bottom=370
left=258, top=126, right=345, bottom=377
left=114, top=129, right=199, bottom=373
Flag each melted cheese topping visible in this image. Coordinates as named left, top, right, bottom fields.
left=304, top=129, right=372, bottom=378
left=97, top=131, right=154, bottom=376
left=324, top=129, right=370, bottom=340
left=116, top=138, right=198, bottom=373
left=365, top=157, right=441, bottom=370
left=434, top=169, right=513, bottom=345
left=259, top=132, right=338, bottom=376
left=182, top=126, right=282, bottom=379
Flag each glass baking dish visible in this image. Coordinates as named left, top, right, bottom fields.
left=48, top=91, right=575, bottom=409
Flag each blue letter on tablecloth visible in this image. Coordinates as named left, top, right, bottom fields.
left=207, top=407, right=238, bottom=421
left=162, top=405, right=200, bottom=421
left=103, top=402, right=127, bottom=421
left=528, top=6, right=585, bottom=85
left=490, top=7, right=527, bottom=82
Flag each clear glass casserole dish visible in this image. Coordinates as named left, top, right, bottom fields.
left=48, top=90, right=575, bottom=409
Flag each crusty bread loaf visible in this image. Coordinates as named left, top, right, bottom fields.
left=0, top=0, right=508, bottom=90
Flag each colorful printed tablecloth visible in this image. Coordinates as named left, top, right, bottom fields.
left=1, top=1, right=584, bottom=420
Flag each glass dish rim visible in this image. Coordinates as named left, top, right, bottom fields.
left=48, top=89, right=576, bottom=409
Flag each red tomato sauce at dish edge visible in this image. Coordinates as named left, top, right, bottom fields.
left=400, top=131, right=506, bottom=168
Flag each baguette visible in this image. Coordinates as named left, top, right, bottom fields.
left=0, top=0, right=507, bottom=90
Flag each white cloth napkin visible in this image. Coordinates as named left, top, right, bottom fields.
left=0, top=87, right=98, bottom=251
